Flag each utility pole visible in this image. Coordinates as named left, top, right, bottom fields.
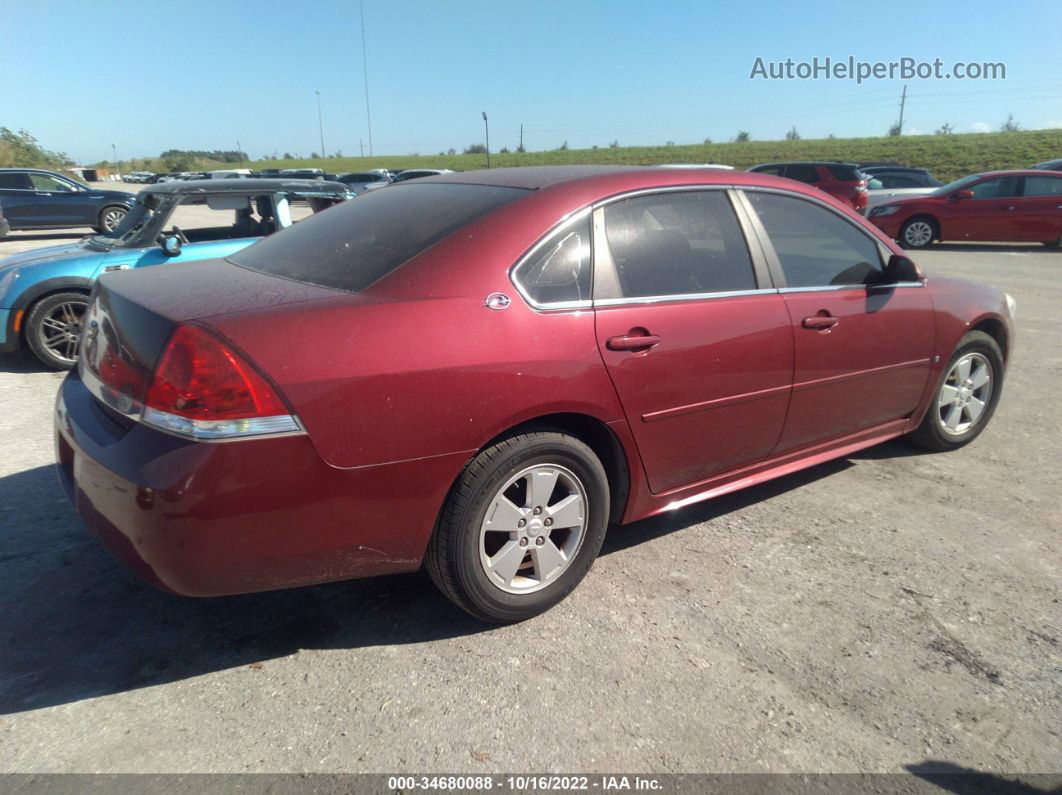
left=361, top=1, right=374, bottom=156
left=236, top=139, right=242, bottom=160
left=360, top=139, right=365, bottom=158
left=315, top=90, right=325, bottom=158
left=482, top=112, right=490, bottom=169
left=519, top=124, right=523, bottom=152
left=898, top=83, right=907, bottom=135
left=111, top=143, right=120, bottom=179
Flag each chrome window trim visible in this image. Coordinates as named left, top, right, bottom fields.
left=595, top=287, right=778, bottom=308
left=508, top=206, right=595, bottom=312
left=777, top=281, right=925, bottom=294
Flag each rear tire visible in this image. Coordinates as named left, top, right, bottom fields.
left=25, top=292, right=89, bottom=370
left=907, top=331, right=1003, bottom=452
left=426, top=428, right=610, bottom=623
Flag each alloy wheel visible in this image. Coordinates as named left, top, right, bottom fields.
left=37, top=300, right=86, bottom=364
left=904, top=220, right=933, bottom=247
left=102, top=207, right=127, bottom=232
left=937, top=353, right=992, bottom=435
left=479, top=464, right=588, bottom=594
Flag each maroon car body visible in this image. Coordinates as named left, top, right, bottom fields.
left=869, top=169, right=1062, bottom=248
left=55, top=166, right=1015, bottom=620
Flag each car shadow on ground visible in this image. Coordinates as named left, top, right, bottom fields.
left=926, top=243, right=1057, bottom=254
left=906, top=761, right=1057, bottom=793
left=0, top=441, right=930, bottom=715
left=0, top=351, right=57, bottom=374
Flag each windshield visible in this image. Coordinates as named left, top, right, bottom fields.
left=932, top=174, right=982, bottom=196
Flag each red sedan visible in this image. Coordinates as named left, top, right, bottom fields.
left=868, top=169, right=1062, bottom=248
left=55, top=167, right=1015, bottom=622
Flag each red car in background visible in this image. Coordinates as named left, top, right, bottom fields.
left=868, top=169, right=1062, bottom=248
left=56, top=166, right=1014, bottom=622
left=748, top=161, right=869, bottom=213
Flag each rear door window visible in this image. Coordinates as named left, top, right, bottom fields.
left=784, top=165, right=820, bottom=184
left=0, top=172, right=32, bottom=190
left=1022, top=175, right=1062, bottom=196
left=230, top=183, right=529, bottom=292
left=600, top=190, right=757, bottom=298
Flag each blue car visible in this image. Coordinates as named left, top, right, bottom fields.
left=0, top=178, right=353, bottom=368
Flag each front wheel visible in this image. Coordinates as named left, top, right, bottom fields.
left=899, top=217, right=936, bottom=249
left=96, top=205, right=128, bottom=234
left=907, top=331, right=1004, bottom=452
left=25, top=292, right=90, bottom=370
left=426, top=428, right=610, bottom=623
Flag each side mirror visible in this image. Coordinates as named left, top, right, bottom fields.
left=159, top=234, right=182, bottom=257
left=951, top=189, right=975, bottom=201
left=882, top=254, right=920, bottom=284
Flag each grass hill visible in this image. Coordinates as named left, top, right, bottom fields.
left=238, top=129, right=1062, bottom=183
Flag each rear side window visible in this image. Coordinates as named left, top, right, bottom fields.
left=513, top=215, right=592, bottom=306
left=1022, top=175, right=1062, bottom=196
left=601, top=191, right=756, bottom=298
left=824, top=164, right=861, bottom=181
left=0, top=172, right=31, bottom=189
left=746, top=192, right=883, bottom=288
left=784, top=165, right=820, bottom=184
left=230, top=183, right=529, bottom=292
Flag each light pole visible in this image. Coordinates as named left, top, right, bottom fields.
left=482, top=111, right=490, bottom=169
left=111, top=143, right=120, bottom=180
left=316, top=90, right=325, bottom=159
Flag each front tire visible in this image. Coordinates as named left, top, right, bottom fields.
left=96, top=205, right=128, bottom=234
left=899, top=217, right=937, bottom=249
left=426, top=428, right=610, bottom=623
left=25, top=292, right=89, bottom=370
left=907, top=331, right=1003, bottom=452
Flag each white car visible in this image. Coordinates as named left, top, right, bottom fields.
left=862, top=167, right=942, bottom=209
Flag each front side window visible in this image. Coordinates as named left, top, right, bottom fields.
left=746, top=192, right=883, bottom=288
left=513, top=216, right=592, bottom=306
left=969, top=177, right=1020, bottom=200
left=601, top=191, right=756, bottom=298
left=1022, top=175, right=1062, bottom=197
left=28, top=173, right=76, bottom=192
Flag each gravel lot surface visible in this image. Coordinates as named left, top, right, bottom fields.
left=0, top=222, right=1058, bottom=775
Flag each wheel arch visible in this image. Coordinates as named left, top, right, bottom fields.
left=970, top=315, right=1010, bottom=361
left=468, top=412, right=633, bottom=528
left=8, top=277, right=94, bottom=347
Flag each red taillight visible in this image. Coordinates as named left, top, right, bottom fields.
left=145, top=325, right=289, bottom=421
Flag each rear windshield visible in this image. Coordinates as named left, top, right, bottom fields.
left=824, top=164, right=862, bottom=181
left=230, top=182, right=529, bottom=292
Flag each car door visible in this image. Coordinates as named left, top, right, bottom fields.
left=25, top=172, right=91, bottom=226
left=941, top=175, right=1023, bottom=241
left=1013, top=174, right=1062, bottom=243
left=590, top=189, right=793, bottom=494
left=740, top=190, right=935, bottom=453
left=0, top=171, right=40, bottom=227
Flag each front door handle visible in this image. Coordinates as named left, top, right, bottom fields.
left=606, top=333, right=661, bottom=351
left=802, top=314, right=839, bottom=330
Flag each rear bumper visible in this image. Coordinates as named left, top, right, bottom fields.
left=55, top=370, right=469, bottom=596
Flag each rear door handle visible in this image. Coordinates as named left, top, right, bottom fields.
left=802, top=315, right=839, bottom=330
left=606, top=333, right=661, bottom=351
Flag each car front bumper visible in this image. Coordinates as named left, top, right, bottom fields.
left=55, top=369, right=467, bottom=597
left=0, top=217, right=10, bottom=237
left=0, top=308, right=19, bottom=353
left=868, top=214, right=903, bottom=238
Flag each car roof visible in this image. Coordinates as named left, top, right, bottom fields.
left=0, top=167, right=65, bottom=173
left=968, top=169, right=1062, bottom=178
left=751, top=161, right=860, bottom=168
left=142, top=178, right=351, bottom=194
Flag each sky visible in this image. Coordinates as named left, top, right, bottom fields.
left=2, top=0, right=1061, bottom=164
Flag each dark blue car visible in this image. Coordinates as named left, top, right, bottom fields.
left=0, top=168, right=136, bottom=234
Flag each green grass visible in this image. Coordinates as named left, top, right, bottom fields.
left=235, top=129, right=1061, bottom=183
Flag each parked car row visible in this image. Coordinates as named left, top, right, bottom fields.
left=43, top=165, right=1017, bottom=621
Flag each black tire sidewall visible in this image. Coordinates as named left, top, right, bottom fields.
left=25, top=292, right=88, bottom=370
left=449, top=435, right=609, bottom=622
